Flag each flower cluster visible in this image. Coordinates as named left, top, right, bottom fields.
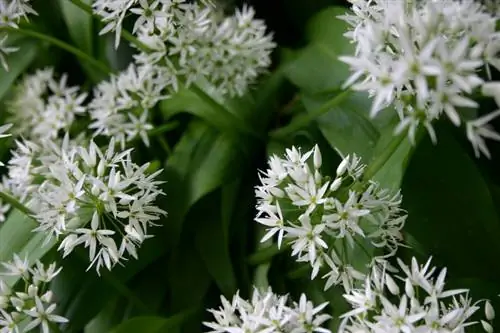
left=0, top=0, right=37, bottom=70
left=88, top=0, right=275, bottom=146
left=0, top=255, right=68, bottom=333
left=255, top=145, right=406, bottom=291
left=339, top=0, right=500, bottom=157
left=204, top=287, right=331, bottom=333
left=340, top=257, right=495, bottom=333
left=6, top=67, right=87, bottom=141
left=4, top=135, right=166, bottom=273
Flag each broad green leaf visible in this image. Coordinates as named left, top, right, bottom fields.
left=0, top=39, right=37, bottom=101
left=108, top=312, right=192, bottom=333
left=370, top=114, right=415, bottom=190
left=163, top=121, right=245, bottom=249
left=58, top=0, right=103, bottom=82
left=0, top=210, right=37, bottom=261
left=58, top=0, right=93, bottom=54
left=193, top=192, right=237, bottom=296
left=302, top=94, right=379, bottom=161
left=401, top=126, right=500, bottom=280
left=284, top=6, right=352, bottom=95
left=167, top=237, right=212, bottom=312
left=159, top=82, right=258, bottom=138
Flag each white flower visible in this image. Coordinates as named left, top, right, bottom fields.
left=255, top=146, right=406, bottom=291
left=6, top=68, right=87, bottom=141
left=0, top=255, right=67, bottom=333
left=340, top=0, right=500, bottom=157
left=204, top=287, right=331, bottom=333
left=339, top=257, right=493, bottom=333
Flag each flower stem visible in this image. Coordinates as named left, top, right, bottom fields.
left=270, top=89, right=352, bottom=139
left=363, top=133, right=406, bottom=181
left=0, top=191, right=35, bottom=220
left=0, top=26, right=111, bottom=74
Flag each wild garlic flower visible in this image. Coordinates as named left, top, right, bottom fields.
left=339, top=0, right=500, bottom=157
left=204, top=287, right=331, bottom=333
left=255, top=145, right=406, bottom=292
left=0, top=255, right=68, bottom=333
left=88, top=63, right=167, bottom=149
left=6, top=68, right=87, bottom=141
left=133, top=2, right=275, bottom=97
left=340, top=257, right=495, bottom=333
left=4, top=135, right=166, bottom=273
left=93, top=0, right=275, bottom=98
left=0, top=0, right=37, bottom=70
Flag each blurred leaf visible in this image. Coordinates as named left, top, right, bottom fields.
left=402, top=126, right=500, bottom=280
left=160, top=83, right=258, bottom=138
left=58, top=0, right=103, bottom=82
left=302, top=94, right=379, bottom=161
left=163, top=121, right=245, bottom=249
left=108, top=311, right=193, bottom=333
left=370, top=115, right=415, bottom=190
left=0, top=39, right=37, bottom=101
left=168, top=237, right=212, bottom=312
left=284, top=6, right=352, bottom=95
left=0, top=210, right=37, bottom=261
left=58, top=0, right=92, bottom=54
left=194, top=192, right=237, bottom=296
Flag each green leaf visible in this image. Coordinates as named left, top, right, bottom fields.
left=401, top=126, right=500, bottom=280
left=163, top=120, right=245, bottom=249
left=58, top=0, right=93, bottom=54
left=301, top=93, right=379, bottom=161
left=57, top=0, right=103, bottom=81
left=0, top=39, right=37, bottom=101
left=0, top=210, right=37, bottom=261
left=193, top=192, right=237, bottom=296
left=159, top=82, right=258, bottom=138
left=108, top=311, right=193, bottom=333
left=284, top=6, right=352, bottom=95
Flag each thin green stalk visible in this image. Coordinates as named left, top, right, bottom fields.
left=271, top=89, right=352, bottom=139
left=0, top=26, right=111, bottom=74
left=0, top=191, right=35, bottom=220
left=363, top=133, right=406, bottom=181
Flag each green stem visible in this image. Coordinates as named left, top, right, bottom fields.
left=0, top=26, right=111, bottom=74
left=0, top=191, right=35, bottom=220
left=363, top=133, right=406, bottom=181
left=147, top=121, right=180, bottom=137
left=270, top=89, right=352, bottom=139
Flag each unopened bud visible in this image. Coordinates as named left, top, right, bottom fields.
left=337, top=157, right=349, bottom=177
left=313, top=145, right=322, bottom=169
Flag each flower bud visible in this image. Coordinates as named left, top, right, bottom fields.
left=337, top=157, right=349, bottom=177
left=485, top=300, right=495, bottom=321
left=313, top=145, right=322, bottom=169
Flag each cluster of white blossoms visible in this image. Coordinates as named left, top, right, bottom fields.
left=3, top=134, right=166, bottom=273
left=0, top=255, right=68, bottom=333
left=255, top=145, right=406, bottom=292
left=204, top=287, right=331, bottom=333
left=339, top=0, right=500, bottom=158
left=0, top=0, right=37, bottom=70
left=340, top=257, right=495, bottom=333
left=6, top=67, right=87, bottom=141
left=88, top=0, right=275, bottom=146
